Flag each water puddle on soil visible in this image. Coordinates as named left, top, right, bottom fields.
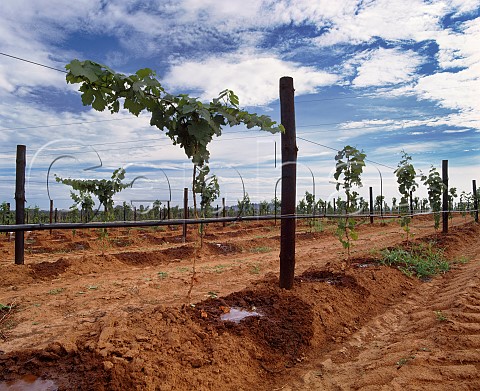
left=0, top=375, right=58, bottom=391
left=220, top=307, right=263, bottom=323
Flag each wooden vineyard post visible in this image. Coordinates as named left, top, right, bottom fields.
left=222, top=198, right=226, bottom=227
left=49, top=199, right=54, bottom=235
left=369, top=186, right=374, bottom=224
left=279, top=76, right=297, bottom=290
left=167, top=201, right=171, bottom=220
left=15, top=145, right=26, bottom=265
left=442, top=160, right=448, bottom=233
left=473, top=180, right=478, bottom=223
left=183, top=188, right=188, bottom=242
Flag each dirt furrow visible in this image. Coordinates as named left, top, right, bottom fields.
left=280, top=225, right=480, bottom=390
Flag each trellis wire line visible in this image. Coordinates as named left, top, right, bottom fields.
left=0, top=52, right=67, bottom=73
left=296, top=136, right=396, bottom=170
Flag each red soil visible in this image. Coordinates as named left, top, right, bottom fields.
left=0, top=216, right=479, bottom=390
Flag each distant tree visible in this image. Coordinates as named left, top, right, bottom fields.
left=259, top=200, right=270, bottom=215
left=421, top=198, right=429, bottom=211
left=271, top=196, right=281, bottom=216
left=297, top=198, right=307, bottom=214
left=413, top=196, right=420, bottom=211
left=391, top=197, right=397, bottom=212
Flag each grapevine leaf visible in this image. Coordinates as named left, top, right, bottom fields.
left=136, top=68, right=154, bottom=78
left=68, top=59, right=99, bottom=82
left=81, top=88, right=95, bottom=106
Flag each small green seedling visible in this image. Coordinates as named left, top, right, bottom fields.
left=396, top=355, right=415, bottom=367
left=434, top=310, right=448, bottom=322
left=250, top=246, right=272, bottom=253
left=250, top=263, right=261, bottom=274
left=48, top=288, right=65, bottom=295
left=207, top=291, right=218, bottom=299
left=453, top=256, right=469, bottom=265
left=157, top=271, right=168, bottom=279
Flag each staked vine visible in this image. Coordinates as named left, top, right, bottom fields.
left=394, top=151, right=417, bottom=242
left=421, top=165, right=446, bottom=231
left=333, top=145, right=366, bottom=258
left=55, top=168, right=132, bottom=220
left=66, top=59, right=283, bottom=301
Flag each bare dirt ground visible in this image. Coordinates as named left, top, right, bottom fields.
left=0, top=215, right=479, bottom=390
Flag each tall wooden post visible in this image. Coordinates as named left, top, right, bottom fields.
left=15, top=145, right=26, bottom=265
left=183, top=188, right=188, bottom=242
left=442, top=160, right=448, bottom=233
left=167, top=201, right=171, bottom=220
left=279, top=76, right=297, bottom=290
left=369, top=186, right=374, bottom=224
left=473, top=180, right=478, bottom=223
left=49, top=199, right=54, bottom=235
left=222, top=198, right=226, bottom=227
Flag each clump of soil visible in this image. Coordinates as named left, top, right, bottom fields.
left=29, top=258, right=71, bottom=279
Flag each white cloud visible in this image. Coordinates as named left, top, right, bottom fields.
left=435, top=17, right=480, bottom=70
left=374, top=140, right=457, bottom=156
left=413, top=67, right=480, bottom=113
left=350, top=48, right=424, bottom=88
left=165, top=53, right=339, bottom=106
left=443, top=129, right=470, bottom=133
left=448, top=0, right=480, bottom=16
left=313, top=0, right=445, bottom=46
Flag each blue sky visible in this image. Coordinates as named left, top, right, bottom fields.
left=0, top=0, right=479, bottom=211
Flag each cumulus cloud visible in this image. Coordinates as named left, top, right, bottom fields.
left=165, top=53, right=339, bottom=106
left=349, top=48, right=424, bottom=88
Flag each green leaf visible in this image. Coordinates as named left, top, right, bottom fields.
left=182, top=104, right=196, bottom=114
left=124, top=99, right=144, bottom=116
left=136, top=68, right=154, bottom=78
left=91, top=92, right=106, bottom=111
left=68, top=59, right=99, bottom=82
left=229, top=91, right=239, bottom=107
left=81, top=88, right=94, bottom=106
